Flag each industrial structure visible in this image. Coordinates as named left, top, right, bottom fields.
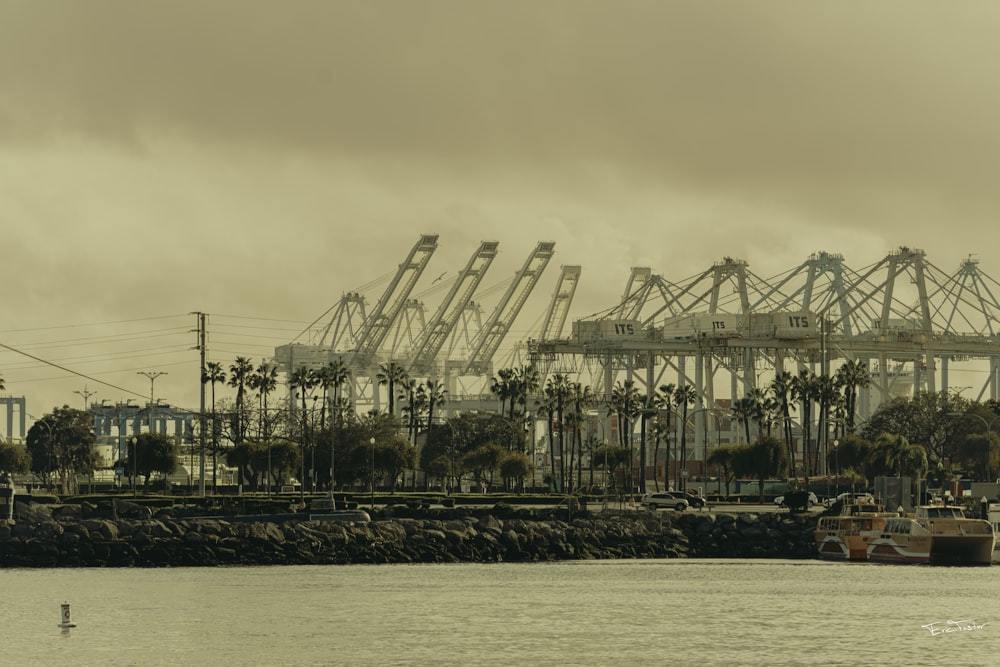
left=268, top=238, right=1000, bottom=480
left=7, top=236, right=1000, bottom=492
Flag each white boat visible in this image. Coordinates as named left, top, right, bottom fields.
left=814, top=501, right=894, bottom=561
left=989, top=504, right=1000, bottom=564
left=867, top=504, right=995, bottom=565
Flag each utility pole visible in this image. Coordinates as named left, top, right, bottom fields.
left=193, top=312, right=207, bottom=497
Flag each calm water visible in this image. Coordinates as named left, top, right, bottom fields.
left=4, top=560, right=998, bottom=667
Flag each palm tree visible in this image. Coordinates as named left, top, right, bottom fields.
left=423, top=379, right=447, bottom=439
left=770, top=371, right=797, bottom=475
left=609, top=379, right=641, bottom=492
left=315, top=359, right=349, bottom=493
left=399, top=378, right=419, bottom=444
left=315, top=359, right=349, bottom=432
left=546, top=374, right=572, bottom=489
left=656, top=383, right=676, bottom=487
left=568, top=382, right=593, bottom=489
left=376, top=361, right=409, bottom=416
left=790, top=369, right=819, bottom=481
left=673, top=385, right=697, bottom=491
left=512, top=365, right=540, bottom=420
left=730, top=396, right=755, bottom=444
left=836, top=359, right=871, bottom=432
left=249, top=361, right=278, bottom=497
left=490, top=368, right=516, bottom=417
left=201, top=361, right=226, bottom=492
left=289, top=366, right=318, bottom=497
left=228, top=356, right=254, bottom=444
left=636, top=391, right=658, bottom=494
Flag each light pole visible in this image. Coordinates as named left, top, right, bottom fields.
left=130, top=436, right=138, bottom=497
left=137, top=371, right=167, bottom=434
left=369, top=437, right=376, bottom=509
left=73, top=385, right=97, bottom=411
left=687, top=407, right=723, bottom=496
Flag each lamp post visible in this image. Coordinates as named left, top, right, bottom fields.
left=370, top=436, right=376, bottom=509
left=130, top=436, right=138, bottom=497
left=687, top=407, right=723, bottom=495
left=137, top=371, right=167, bottom=434
left=832, top=439, right=840, bottom=495
left=73, top=385, right=97, bottom=412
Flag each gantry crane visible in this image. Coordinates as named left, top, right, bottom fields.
left=456, top=241, right=556, bottom=377
left=407, top=241, right=500, bottom=375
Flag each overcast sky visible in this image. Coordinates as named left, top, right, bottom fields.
left=2, top=1, right=999, bottom=425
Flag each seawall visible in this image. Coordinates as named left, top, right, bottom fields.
left=0, top=501, right=819, bottom=567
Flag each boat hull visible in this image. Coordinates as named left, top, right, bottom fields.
left=866, top=536, right=932, bottom=564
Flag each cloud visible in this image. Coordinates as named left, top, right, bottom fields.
left=2, top=1, right=999, bottom=415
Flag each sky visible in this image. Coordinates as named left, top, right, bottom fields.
left=3, top=1, right=1000, bottom=430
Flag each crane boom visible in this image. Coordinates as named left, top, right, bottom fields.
left=459, top=241, right=555, bottom=375
left=347, top=233, right=439, bottom=367
left=408, top=241, right=500, bottom=374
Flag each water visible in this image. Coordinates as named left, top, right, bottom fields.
left=4, top=560, right=998, bottom=666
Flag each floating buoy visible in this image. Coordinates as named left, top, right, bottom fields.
left=58, top=601, right=76, bottom=629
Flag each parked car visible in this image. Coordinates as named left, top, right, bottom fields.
left=774, top=491, right=818, bottom=508
left=670, top=490, right=708, bottom=509
left=640, top=492, right=689, bottom=511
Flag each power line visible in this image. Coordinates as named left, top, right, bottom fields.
left=0, top=342, right=147, bottom=399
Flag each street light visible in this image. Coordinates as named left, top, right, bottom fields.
left=130, top=436, right=138, bottom=498
left=137, top=371, right=167, bottom=434
left=687, top=407, right=723, bottom=496
left=370, top=436, right=376, bottom=509
left=73, top=385, right=97, bottom=412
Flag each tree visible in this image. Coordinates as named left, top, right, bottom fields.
left=376, top=361, right=409, bottom=417
left=770, top=371, right=797, bottom=473
left=463, top=443, right=506, bottom=490
left=420, top=379, right=447, bottom=441
left=228, top=356, right=254, bottom=444
left=27, top=407, right=99, bottom=494
left=201, top=361, right=227, bottom=492
left=610, top=379, right=640, bottom=491
left=249, top=361, right=279, bottom=495
left=0, top=442, right=30, bottom=475
left=545, top=373, right=573, bottom=490
left=591, top=442, right=631, bottom=494
left=861, top=391, right=964, bottom=464
left=790, top=369, right=819, bottom=479
left=289, top=365, right=318, bottom=496
left=707, top=444, right=738, bottom=496
left=673, top=385, right=697, bottom=491
left=732, top=436, right=789, bottom=503
left=125, top=432, right=179, bottom=490
left=499, top=451, right=533, bottom=493
left=835, top=359, right=871, bottom=433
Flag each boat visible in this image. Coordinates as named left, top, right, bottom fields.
left=814, top=500, right=894, bottom=561
left=866, top=517, right=933, bottom=564
left=989, top=504, right=1000, bottom=564
left=867, top=503, right=995, bottom=565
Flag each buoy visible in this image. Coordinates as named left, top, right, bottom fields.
left=58, top=601, right=76, bottom=629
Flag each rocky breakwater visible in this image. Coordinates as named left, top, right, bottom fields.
left=0, top=501, right=819, bottom=567
left=0, top=502, right=692, bottom=567
left=675, top=510, right=818, bottom=559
